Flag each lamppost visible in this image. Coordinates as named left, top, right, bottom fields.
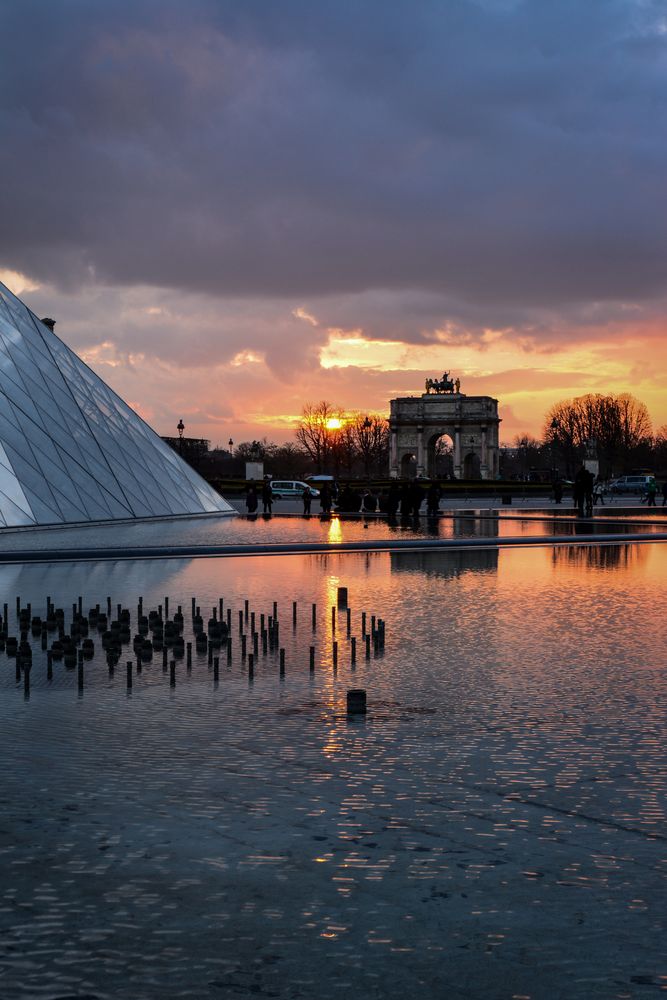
left=550, top=418, right=560, bottom=481
left=228, top=438, right=234, bottom=454
left=177, top=419, right=185, bottom=456
left=360, top=416, right=373, bottom=477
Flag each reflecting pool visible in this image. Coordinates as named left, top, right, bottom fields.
left=0, top=541, right=666, bottom=999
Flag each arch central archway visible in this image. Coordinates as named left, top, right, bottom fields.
left=427, top=433, right=454, bottom=479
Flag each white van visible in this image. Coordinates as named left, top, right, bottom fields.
left=270, top=480, right=320, bottom=499
left=608, top=475, right=655, bottom=495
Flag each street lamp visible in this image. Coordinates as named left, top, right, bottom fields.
left=177, top=419, right=185, bottom=456
left=550, top=418, right=560, bottom=480
left=228, top=438, right=234, bottom=453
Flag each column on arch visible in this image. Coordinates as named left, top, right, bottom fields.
left=416, top=426, right=425, bottom=477
left=389, top=424, right=398, bottom=477
left=453, top=426, right=461, bottom=479
left=481, top=425, right=488, bottom=478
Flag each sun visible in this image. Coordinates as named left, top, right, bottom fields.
left=325, top=417, right=343, bottom=431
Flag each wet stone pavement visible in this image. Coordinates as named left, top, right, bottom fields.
left=1, top=680, right=666, bottom=1000
left=0, top=544, right=666, bottom=999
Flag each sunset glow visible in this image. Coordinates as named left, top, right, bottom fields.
left=1, top=2, right=665, bottom=448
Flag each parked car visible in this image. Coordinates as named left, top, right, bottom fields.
left=608, top=475, right=656, bottom=495
left=269, top=480, right=320, bottom=499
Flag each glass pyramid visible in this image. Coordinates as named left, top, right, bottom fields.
left=0, top=279, right=234, bottom=527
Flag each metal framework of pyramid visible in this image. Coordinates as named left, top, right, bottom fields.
left=0, top=279, right=233, bottom=527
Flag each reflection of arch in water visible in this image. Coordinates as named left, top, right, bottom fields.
left=454, top=514, right=500, bottom=539
left=390, top=548, right=498, bottom=578
left=550, top=543, right=649, bottom=571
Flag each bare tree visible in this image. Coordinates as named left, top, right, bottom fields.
left=544, top=393, right=653, bottom=477
left=295, top=401, right=343, bottom=473
left=351, top=414, right=389, bottom=477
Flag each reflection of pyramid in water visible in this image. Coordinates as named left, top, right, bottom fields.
left=0, top=280, right=233, bottom=527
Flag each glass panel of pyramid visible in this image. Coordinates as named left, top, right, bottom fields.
left=0, top=279, right=234, bottom=527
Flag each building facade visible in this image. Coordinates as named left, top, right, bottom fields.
left=389, top=377, right=501, bottom=479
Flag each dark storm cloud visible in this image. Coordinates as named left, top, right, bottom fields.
left=1, top=0, right=666, bottom=315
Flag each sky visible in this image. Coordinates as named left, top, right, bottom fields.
left=1, top=0, right=666, bottom=447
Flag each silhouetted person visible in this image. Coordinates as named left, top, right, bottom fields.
left=584, top=469, right=595, bottom=516
left=319, top=482, right=332, bottom=514
left=645, top=479, right=657, bottom=507
left=663, top=481, right=667, bottom=507
left=574, top=465, right=587, bottom=516
left=362, top=490, right=378, bottom=512
left=246, top=484, right=258, bottom=515
left=426, top=482, right=441, bottom=516
left=387, top=482, right=400, bottom=517
left=409, top=479, right=424, bottom=517
left=261, top=479, right=273, bottom=514
left=552, top=480, right=563, bottom=504
left=399, top=481, right=412, bottom=516
left=302, top=485, right=312, bottom=515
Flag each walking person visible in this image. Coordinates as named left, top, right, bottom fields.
left=261, top=478, right=273, bottom=514
left=646, top=478, right=657, bottom=507
left=302, top=484, right=312, bottom=515
left=584, top=468, right=595, bottom=516
left=662, top=481, right=667, bottom=507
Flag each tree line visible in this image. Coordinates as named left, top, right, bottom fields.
left=510, top=393, right=665, bottom=480
left=193, top=392, right=665, bottom=481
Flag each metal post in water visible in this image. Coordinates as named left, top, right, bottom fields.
left=279, top=648, right=285, bottom=676
left=347, top=689, right=366, bottom=715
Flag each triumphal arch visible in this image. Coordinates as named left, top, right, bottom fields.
left=389, top=372, right=501, bottom=479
